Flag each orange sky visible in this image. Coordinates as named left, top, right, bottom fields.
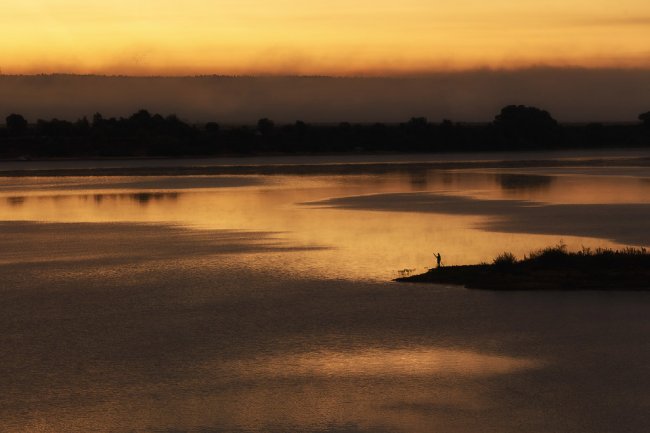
left=2, top=1, right=650, bottom=75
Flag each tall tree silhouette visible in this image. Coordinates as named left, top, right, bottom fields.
left=494, top=105, right=557, bottom=130
left=5, top=114, right=28, bottom=135
left=257, top=118, right=275, bottom=136
left=493, top=105, right=559, bottom=148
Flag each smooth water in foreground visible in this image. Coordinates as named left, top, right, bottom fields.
left=1, top=161, right=649, bottom=432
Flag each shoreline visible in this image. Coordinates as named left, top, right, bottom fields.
left=1, top=152, right=649, bottom=177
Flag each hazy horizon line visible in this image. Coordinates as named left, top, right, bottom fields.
left=3, top=65, right=650, bottom=80
left=3, top=68, right=649, bottom=123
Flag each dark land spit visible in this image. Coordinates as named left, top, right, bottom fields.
left=397, top=246, right=650, bottom=291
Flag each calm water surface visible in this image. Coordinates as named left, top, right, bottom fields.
left=1, top=164, right=649, bottom=432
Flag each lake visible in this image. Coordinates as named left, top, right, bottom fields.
left=1, top=152, right=649, bottom=433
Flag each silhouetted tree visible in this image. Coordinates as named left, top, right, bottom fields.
left=6, top=114, right=28, bottom=135
left=257, top=118, right=275, bottom=136
left=438, top=119, right=455, bottom=146
left=640, top=111, right=650, bottom=127
left=75, top=116, right=90, bottom=133
left=494, top=105, right=557, bottom=130
left=493, top=105, right=559, bottom=148
left=130, top=109, right=153, bottom=126
left=36, top=118, right=75, bottom=137
left=407, top=117, right=428, bottom=129
left=205, top=122, right=220, bottom=133
left=92, top=112, right=104, bottom=127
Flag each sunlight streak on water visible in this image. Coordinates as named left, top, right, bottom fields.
left=223, top=347, right=540, bottom=378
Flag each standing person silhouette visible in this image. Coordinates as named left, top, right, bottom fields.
left=434, top=252, right=442, bottom=268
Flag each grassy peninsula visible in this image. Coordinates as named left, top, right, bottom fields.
left=397, top=245, right=650, bottom=290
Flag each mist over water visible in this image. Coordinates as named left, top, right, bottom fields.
left=1, top=158, right=649, bottom=432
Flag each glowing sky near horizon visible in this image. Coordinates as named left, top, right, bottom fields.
left=1, top=1, right=649, bottom=75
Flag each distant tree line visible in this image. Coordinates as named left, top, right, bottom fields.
left=1, top=106, right=649, bottom=158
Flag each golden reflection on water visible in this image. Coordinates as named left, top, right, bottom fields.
left=10, top=347, right=540, bottom=433
left=471, top=169, right=650, bottom=204
left=0, top=170, right=646, bottom=280
left=225, top=347, right=539, bottom=378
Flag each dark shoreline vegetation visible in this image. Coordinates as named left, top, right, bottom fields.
left=1, top=105, right=649, bottom=158
left=397, top=245, right=650, bottom=290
